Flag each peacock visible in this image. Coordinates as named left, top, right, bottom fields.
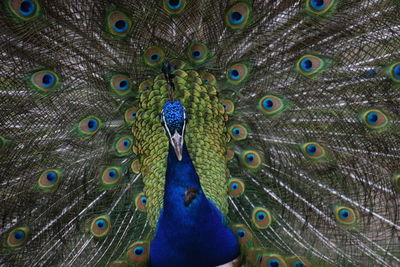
left=0, top=0, right=400, bottom=266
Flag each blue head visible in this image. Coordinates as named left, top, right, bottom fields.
left=162, top=100, right=186, bottom=161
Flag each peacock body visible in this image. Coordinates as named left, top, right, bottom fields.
left=1, top=0, right=400, bottom=266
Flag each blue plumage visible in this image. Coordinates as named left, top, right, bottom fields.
left=150, top=142, right=239, bottom=267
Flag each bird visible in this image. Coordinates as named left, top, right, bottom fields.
left=0, top=0, right=400, bottom=266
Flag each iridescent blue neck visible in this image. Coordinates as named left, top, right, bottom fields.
left=150, top=142, right=239, bottom=267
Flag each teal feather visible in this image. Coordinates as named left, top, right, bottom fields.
left=1, top=1, right=400, bottom=266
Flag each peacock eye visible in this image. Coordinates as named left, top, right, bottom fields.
left=306, top=0, right=336, bottom=15
left=30, top=70, right=60, bottom=93
left=201, top=72, right=216, bottom=85
left=260, top=254, right=286, bottom=267
left=361, top=109, right=388, bottom=130
left=301, top=142, right=326, bottom=160
left=241, top=150, right=262, bottom=169
left=106, top=11, right=132, bottom=37
left=258, top=95, right=287, bottom=116
left=19, top=0, right=35, bottom=16
left=90, top=216, right=111, bottom=237
left=144, top=46, right=165, bottom=67
left=228, top=178, right=245, bottom=197
left=296, top=55, right=327, bottom=77
left=236, top=229, right=246, bottom=238
left=46, top=171, right=57, bottom=183
left=301, top=58, right=313, bottom=72
left=114, top=19, right=128, bottom=32
left=228, top=124, right=248, bottom=141
left=187, top=43, right=208, bottom=64
left=389, top=63, right=400, bottom=82
left=230, top=12, right=244, bottom=24
left=101, top=167, right=122, bottom=186
left=115, top=136, right=134, bottom=156
left=252, top=207, right=272, bottom=229
left=220, top=99, right=235, bottom=114
left=334, top=206, right=358, bottom=225
left=267, top=259, right=281, bottom=266
left=110, top=74, right=132, bottom=96
left=232, top=224, right=252, bottom=245
left=88, top=119, right=98, bottom=131
left=163, top=0, right=186, bottom=14
left=310, top=0, right=325, bottom=11
left=7, top=227, right=29, bottom=247
left=135, top=193, right=147, bottom=212
left=134, top=246, right=144, bottom=256
left=96, top=219, right=107, bottom=229
left=393, top=64, right=400, bottom=78
left=225, top=2, right=251, bottom=30
left=125, top=107, right=138, bottom=125
left=38, top=169, right=62, bottom=191
left=7, top=0, right=41, bottom=20
left=226, top=63, right=249, bottom=84
left=127, top=241, right=149, bottom=264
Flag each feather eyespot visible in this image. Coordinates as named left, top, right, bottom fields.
left=38, top=169, right=62, bottom=191
left=187, top=43, right=209, bottom=64
left=139, top=80, right=153, bottom=92
left=334, top=206, right=358, bottom=225
left=135, top=192, right=147, bottom=212
left=296, top=55, right=326, bottom=77
left=228, top=124, right=248, bottom=141
left=232, top=224, right=253, bottom=245
left=163, top=0, right=186, bottom=15
left=7, top=227, right=29, bottom=247
left=241, top=150, right=262, bottom=169
left=252, top=207, right=272, bottom=229
left=144, top=46, right=165, bottom=67
left=8, top=0, right=41, bottom=20
left=110, top=74, right=132, bottom=96
left=90, top=215, right=111, bottom=237
left=388, top=62, right=400, bottom=82
left=286, top=256, right=311, bottom=267
left=30, top=70, right=60, bottom=93
left=201, top=72, right=217, bottom=85
left=259, top=254, right=287, bottom=267
left=126, top=241, right=149, bottom=264
left=226, top=147, right=235, bottom=160
left=225, top=2, right=252, bottom=30
left=258, top=95, right=287, bottom=116
left=131, top=159, right=141, bottom=174
left=306, top=0, right=336, bottom=15
left=226, top=63, right=249, bottom=84
left=301, top=142, right=326, bottom=160
left=360, top=109, right=388, bottom=131
left=124, top=107, right=138, bottom=125
left=115, top=136, right=133, bottom=156
left=78, top=116, right=102, bottom=137
left=106, top=11, right=132, bottom=37
left=101, top=167, right=121, bottom=186
left=220, top=100, right=235, bottom=114
left=228, top=178, right=245, bottom=197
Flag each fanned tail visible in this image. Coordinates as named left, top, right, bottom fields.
left=0, top=0, right=399, bottom=266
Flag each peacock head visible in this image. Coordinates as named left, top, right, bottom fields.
left=161, top=100, right=187, bottom=161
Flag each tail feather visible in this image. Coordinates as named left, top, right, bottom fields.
left=1, top=0, right=400, bottom=266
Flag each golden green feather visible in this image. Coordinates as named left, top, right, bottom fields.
left=132, top=68, right=229, bottom=227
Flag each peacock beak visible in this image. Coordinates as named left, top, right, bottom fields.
left=170, top=130, right=183, bottom=161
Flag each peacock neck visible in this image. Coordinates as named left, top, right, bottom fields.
left=150, top=141, right=240, bottom=266
left=163, top=141, right=207, bottom=216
